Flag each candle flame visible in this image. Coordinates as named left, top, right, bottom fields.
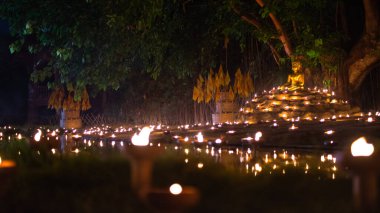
left=169, top=183, right=182, bottom=195
left=255, top=131, right=262, bottom=141
left=196, top=132, right=204, bottom=142
left=34, top=129, right=42, bottom=142
left=131, top=127, right=152, bottom=146
left=351, top=137, right=374, bottom=157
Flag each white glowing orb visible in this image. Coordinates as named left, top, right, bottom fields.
left=367, top=117, right=374, bottom=122
left=255, top=131, right=262, bottom=141
left=351, top=137, right=374, bottom=157
left=169, top=183, right=182, bottom=195
left=197, top=162, right=204, bottom=168
left=215, top=138, right=222, bottom=144
left=196, top=132, right=204, bottom=142
left=131, top=127, right=152, bottom=146
left=34, top=129, right=42, bottom=142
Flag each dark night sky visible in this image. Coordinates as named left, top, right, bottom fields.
left=0, top=19, right=29, bottom=125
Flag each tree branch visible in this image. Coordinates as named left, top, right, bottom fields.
left=231, top=4, right=261, bottom=29
left=255, top=0, right=293, bottom=57
left=363, top=0, right=380, bottom=37
left=231, top=3, right=281, bottom=66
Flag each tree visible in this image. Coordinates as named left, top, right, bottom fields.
left=342, top=0, right=380, bottom=99
left=1, top=0, right=168, bottom=95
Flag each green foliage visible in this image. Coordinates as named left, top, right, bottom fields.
left=0, top=0, right=348, bottom=99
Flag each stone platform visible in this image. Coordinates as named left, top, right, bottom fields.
left=240, top=88, right=361, bottom=123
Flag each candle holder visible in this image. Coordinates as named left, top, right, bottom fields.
left=0, top=160, right=16, bottom=199
left=340, top=142, right=380, bottom=212
left=147, top=186, right=200, bottom=213
left=125, top=145, right=164, bottom=200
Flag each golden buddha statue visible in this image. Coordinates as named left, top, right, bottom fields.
left=280, top=60, right=304, bottom=91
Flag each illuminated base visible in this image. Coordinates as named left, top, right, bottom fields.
left=212, top=113, right=236, bottom=124
left=242, top=88, right=360, bottom=123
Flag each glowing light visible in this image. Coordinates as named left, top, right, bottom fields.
left=34, top=129, right=42, bottom=142
left=324, top=130, right=334, bottom=135
left=72, top=134, right=81, bottom=139
left=197, top=162, right=204, bottom=169
left=327, top=154, right=333, bottom=160
left=215, top=138, right=222, bottom=144
left=131, top=127, right=152, bottom=146
left=351, top=137, right=374, bottom=157
left=169, top=183, right=182, bottom=195
left=367, top=117, right=374, bottom=122
left=255, top=131, right=262, bottom=141
left=184, top=137, right=189, bottom=142
left=289, top=124, right=298, bottom=130
left=254, top=163, right=262, bottom=172
left=17, top=134, right=22, bottom=140
left=196, top=132, right=204, bottom=142
left=242, top=137, right=253, bottom=141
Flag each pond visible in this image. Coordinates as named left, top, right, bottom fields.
left=3, top=119, right=379, bottom=179
left=0, top=121, right=380, bottom=212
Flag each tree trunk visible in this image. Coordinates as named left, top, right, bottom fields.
left=345, top=0, right=380, bottom=99
left=60, top=109, right=82, bottom=129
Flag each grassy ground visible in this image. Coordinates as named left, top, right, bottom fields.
left=0, top=140, right=366, bottom=212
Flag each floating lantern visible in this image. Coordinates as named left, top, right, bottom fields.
left=351, top=137, right=374, bottom=157
left=131, top=127, right=152, bottom=146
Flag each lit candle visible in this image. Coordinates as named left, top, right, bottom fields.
left=0, top=156, right=16, bottom=169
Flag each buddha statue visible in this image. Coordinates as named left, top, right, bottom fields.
left=280, top=60, right=304, bottom=91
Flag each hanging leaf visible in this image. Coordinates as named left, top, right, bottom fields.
left=228, top=86, right=235, bottom=100
left=192, top=86, right=199, bottom=101
left=81, top=88, right=91, bottom=110
left=225, top=71, right=230, bottom=86
left=205, top=89, right=212, bottom=103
